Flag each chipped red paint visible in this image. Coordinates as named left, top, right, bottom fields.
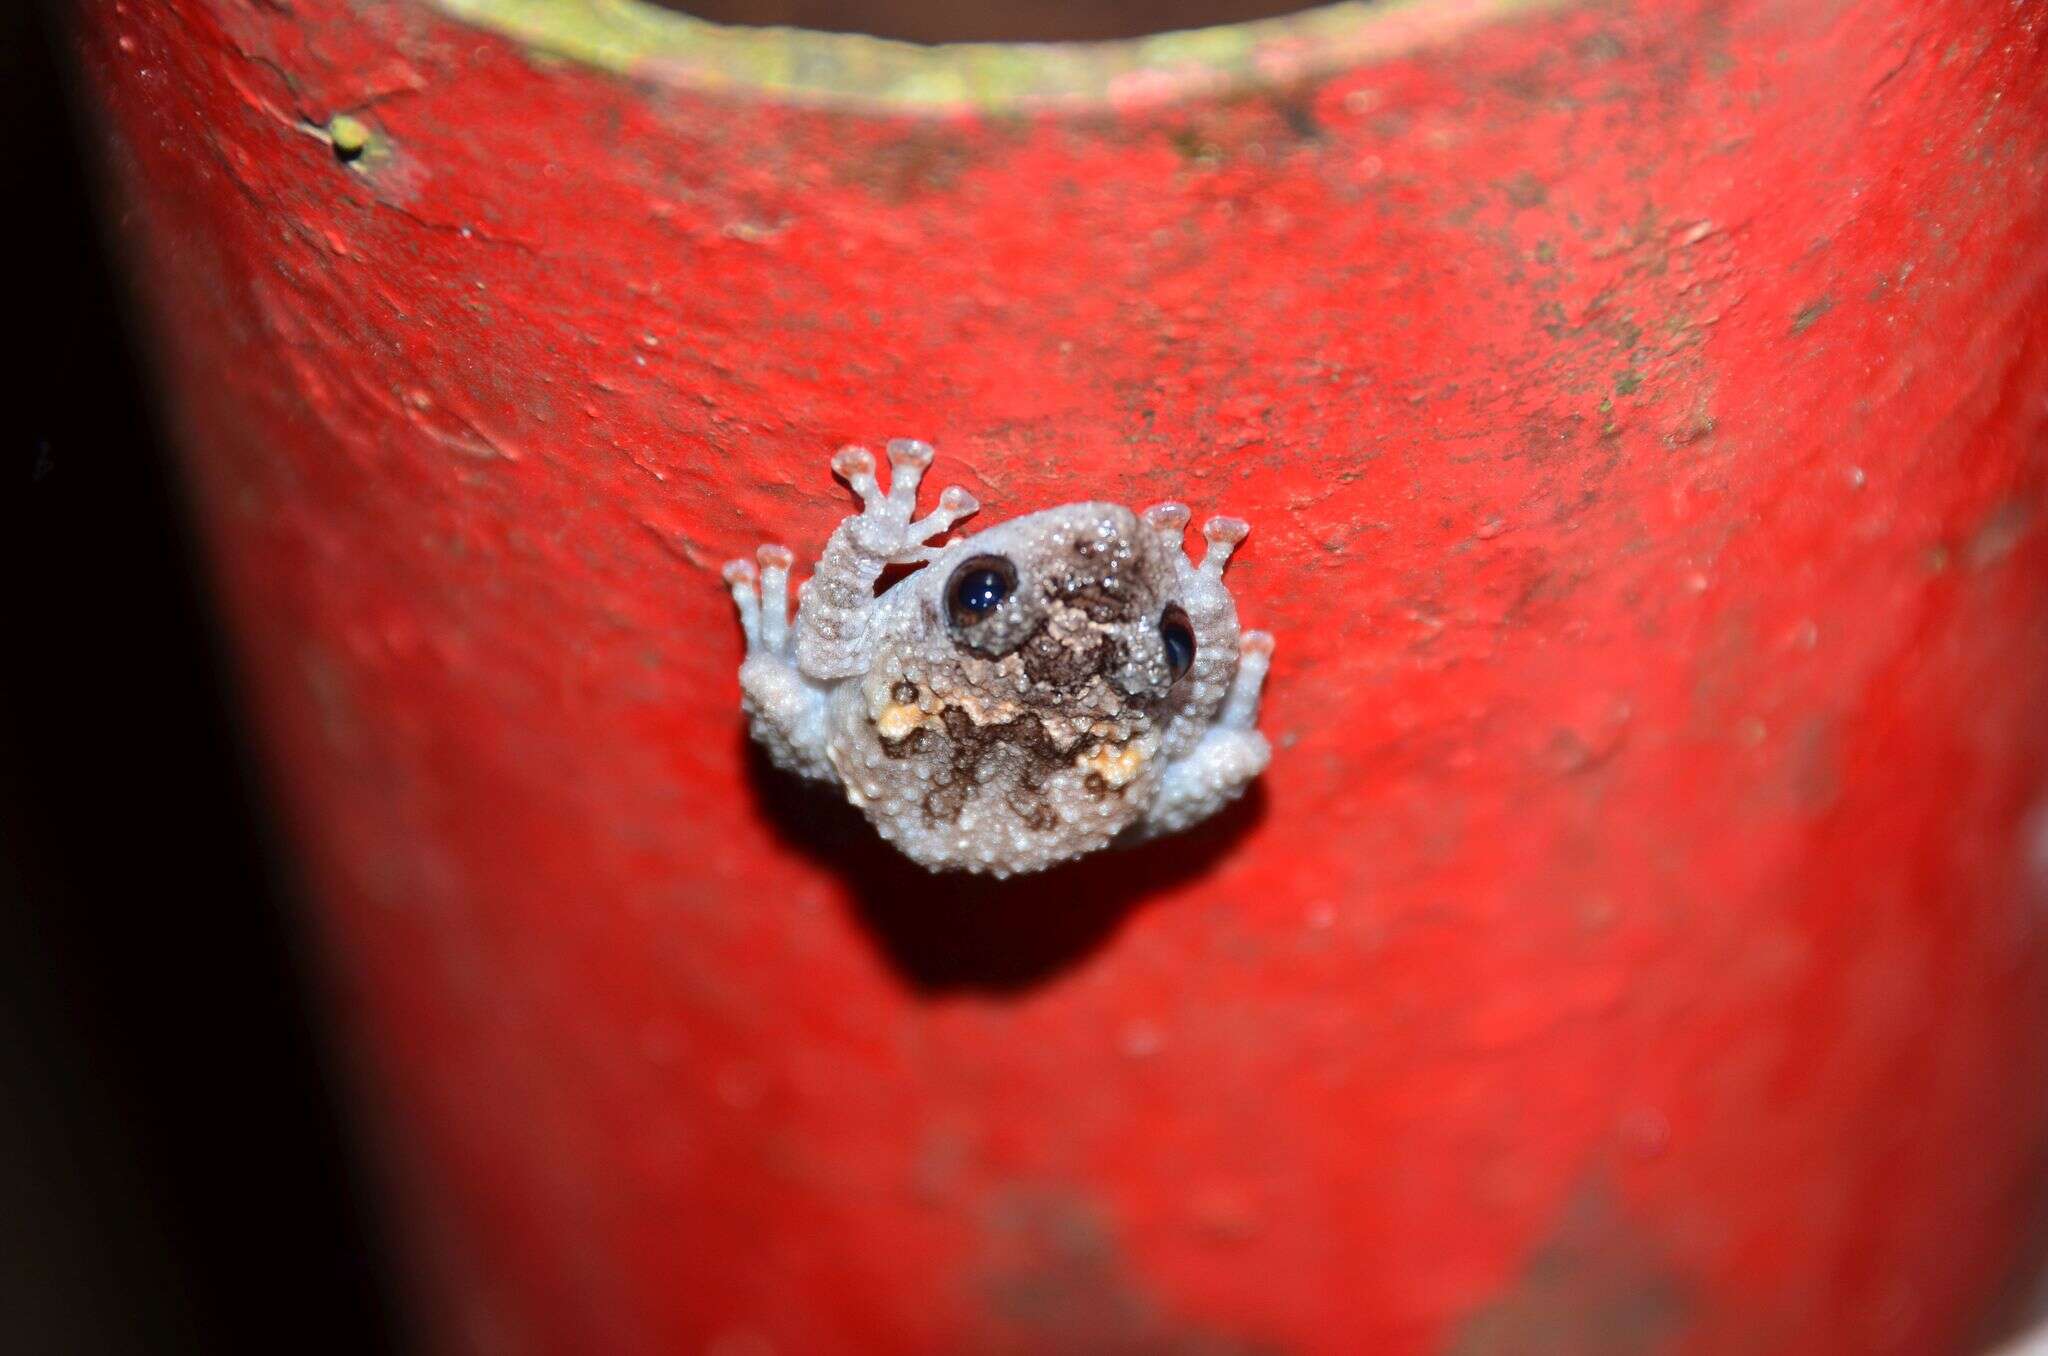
left=71, top=0, right=2048, bottom=1351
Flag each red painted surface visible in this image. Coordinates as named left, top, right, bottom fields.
left=71, top=0, right=2048, bottom=1351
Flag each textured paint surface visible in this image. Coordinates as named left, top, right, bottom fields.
left=72, top=0, right=2048, bottom=1352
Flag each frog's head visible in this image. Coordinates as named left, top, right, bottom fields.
left=916, top=500, right=1233, bottom=704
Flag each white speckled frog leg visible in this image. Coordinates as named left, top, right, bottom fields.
left=793, top=440, right=978, bottom=681
left=1140, top=630, right=1275, bottom=837
left=1129, top=514, right=1274, bottom=838
left=723, top=544, right=835, bottom=782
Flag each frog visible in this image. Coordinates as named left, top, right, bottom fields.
left=723, top=439, right=1272, bottom=878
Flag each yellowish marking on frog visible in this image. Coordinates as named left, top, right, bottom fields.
left=876, top=702, right=927, bottom=740
left=1079, top=742, right=1147, bottom=788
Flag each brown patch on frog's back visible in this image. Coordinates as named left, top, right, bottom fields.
left=1007, top=789, right=1061, bottom=832
left=1082, top=772, right=1126, bottom=798
left=1049, top=533, right=1150, bottom=623
left=916, top=705, right=1136, bottom=829
left=880, top=724, right=932, bottom=759
left=923, top=707, right=1068, bottom=825
left=1052, top=579, right=1133, bottom=623
left=1022, top=628, right=1126, bottom=688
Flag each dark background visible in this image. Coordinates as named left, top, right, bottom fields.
left=1, top=3, right=408, bottom=1351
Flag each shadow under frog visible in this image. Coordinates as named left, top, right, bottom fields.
left=740, top=727, right=1268, bottom=994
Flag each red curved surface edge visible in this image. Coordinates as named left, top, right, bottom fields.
left=72, top=0, right=2048, bottom=1351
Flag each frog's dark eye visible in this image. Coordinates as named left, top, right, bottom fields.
left=1160, top=604, right=1196, bottom=683
left=946, top=555, right=1017, bottom=628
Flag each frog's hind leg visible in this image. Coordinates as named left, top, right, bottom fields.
left=1130, top=509, right=1273, bottom=842
left=725, top=545, right=834, bottom=782
left=1219, top=627, right=1273, bottom=731
left=726, top=544, right=796, bottom=659
left=1138, top=632, right=1274, bottom=838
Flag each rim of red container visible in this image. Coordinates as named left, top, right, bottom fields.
left=433, top=0, right=1555, bottom=111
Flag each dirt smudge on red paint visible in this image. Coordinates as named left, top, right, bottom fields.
left=975, top=1187, right=1280, bottom=1356
left=827, top=117, right=1027, bottom=202
left=1444, top=1178, right=1690, bottom=1356
left=1784, top=715, right=1845, bottom=812
left=1688, top=606, right=1758, bottom=736
left=1789, top=294, right=1835, bottom=335
left=1496, top=196, right=1734, bottom=502
left=1116, top=80, right=1336, bottom=171
left=1499, top=169, right=1549, bottom=209
left=1511, top=408, right=1587, bottom=466
left=1964, top=499, right=2032, bottom=571
left=1663, top=393, right=1717, bottom=448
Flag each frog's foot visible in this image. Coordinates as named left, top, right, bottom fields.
left=722, top=543, right=797, bottom=660
left=1142, top=502, right=1250, bottom=579
left=1221, top=629, right=1274, bottom=730
left=724, top=544, right=834, bottom=780
left=1141, top=500, right=1193, bottom=553
left=832, top=440, right=979, bottom=563
left=1200, top=515, right=1250, bottom=577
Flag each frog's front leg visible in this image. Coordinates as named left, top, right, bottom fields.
left=1139, top=631, right=1276, bottom=838
left=723, top=544, right=835, bottom=783
left=793, top=439, right=978, bottom=681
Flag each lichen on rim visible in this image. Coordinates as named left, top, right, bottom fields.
left=432, top=0, right=1560, bottom=111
